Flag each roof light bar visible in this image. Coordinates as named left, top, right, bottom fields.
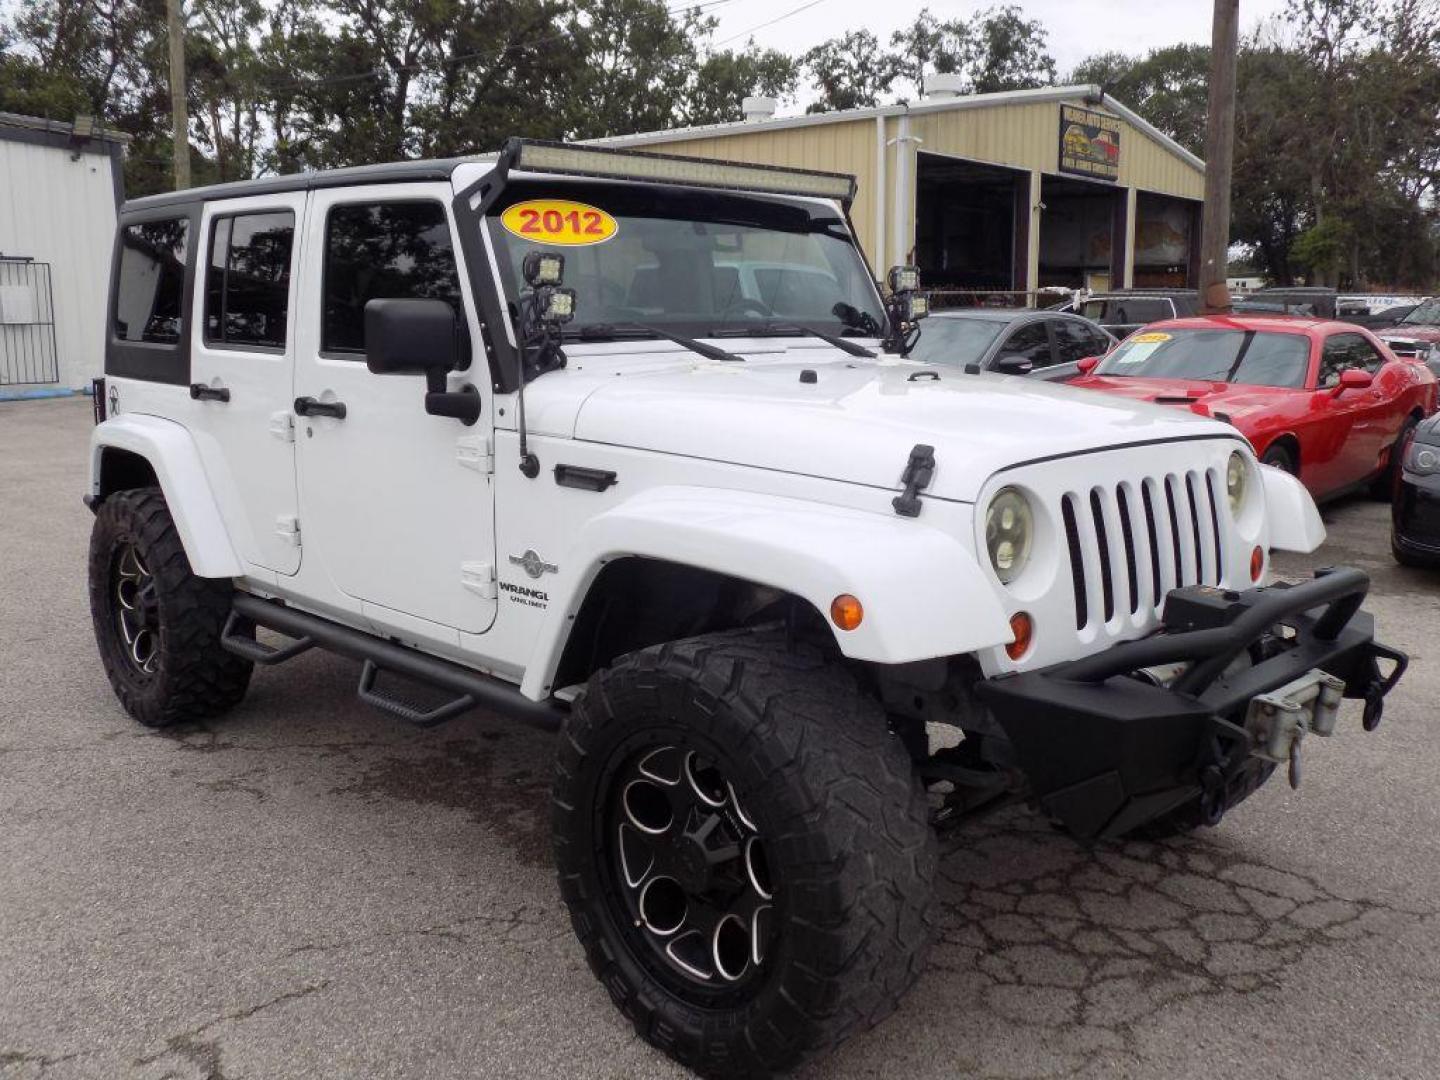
left=506, top=139, right=857, bottom=207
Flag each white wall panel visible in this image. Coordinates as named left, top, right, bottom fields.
left=0, top=137, right=119, bottom=388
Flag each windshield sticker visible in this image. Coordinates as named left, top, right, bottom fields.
left=1114, top=334, right=1170, bottom=365
left=501, top=199, right=617, bottom=246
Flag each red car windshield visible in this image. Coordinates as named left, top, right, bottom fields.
left=1094, top=328, right=1310, bottom=388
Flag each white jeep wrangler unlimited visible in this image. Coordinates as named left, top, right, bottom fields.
left=87, top=139, right=1405, bottom=1077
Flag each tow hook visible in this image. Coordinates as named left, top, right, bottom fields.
left=1244, top=669, right=1346, bottom=790
left=1363, top=688, right=1385, bottom=731
left=1199, top=764, right=1228, bottom=826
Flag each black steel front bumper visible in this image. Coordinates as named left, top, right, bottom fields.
left=975, top=568, right=1406, bottom=840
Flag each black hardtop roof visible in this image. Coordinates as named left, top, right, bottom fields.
left=121, top=156, right=490, bottom=214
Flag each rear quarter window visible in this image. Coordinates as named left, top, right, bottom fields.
left=114, top=219, right=190, bottom=345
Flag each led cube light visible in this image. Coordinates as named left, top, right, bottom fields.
left=523, top=250, right=565, bottom=287
left=536, top=286, right=577, bottom=324
left=888, top=265, right=921, bottom=293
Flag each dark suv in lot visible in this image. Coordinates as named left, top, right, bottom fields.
left=1066, top=289, right=1200, bottom=340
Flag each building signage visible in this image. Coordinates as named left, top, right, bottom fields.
left=1058, top=104, right=1121, bottom=181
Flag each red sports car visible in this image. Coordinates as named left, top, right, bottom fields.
left=1067, top=315, right=1438, bottom=500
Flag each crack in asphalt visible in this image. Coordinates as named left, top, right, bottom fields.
left=130, top=980, right=332, bottom=1078
left=278, top=905, right=563, bottom=961
left=917, top=806, right=1435, bottom=1078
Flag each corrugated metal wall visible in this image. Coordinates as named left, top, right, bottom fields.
left=0, top=138, right=118, bottom=389
left=620, top=96, right=1204, bottom=276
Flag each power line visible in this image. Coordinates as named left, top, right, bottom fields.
left=712, top=0, right=825, bottom=47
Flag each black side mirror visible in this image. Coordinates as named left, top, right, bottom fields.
left=993, top=353, right=1034, bottom=375
left=365, top=298, right=458, bottom=375
left=364, top=298, right=480, bottom=425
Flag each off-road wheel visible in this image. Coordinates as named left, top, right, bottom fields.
left=552, top=626, right=936, bottom=1078
left=88, top=487, right=252, bottom=727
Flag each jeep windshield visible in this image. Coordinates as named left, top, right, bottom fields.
left=485, top=180, right=886, bottom=340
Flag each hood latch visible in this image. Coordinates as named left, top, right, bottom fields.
left=892, top=444, right=936, bottom=518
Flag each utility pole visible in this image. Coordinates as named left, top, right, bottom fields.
left=166, top=0, right=190, bottom=190
left=1198, top=0, right=1238, bottom=314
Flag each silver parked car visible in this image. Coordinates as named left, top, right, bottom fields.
left=908, top=307, right=1116, bottom=381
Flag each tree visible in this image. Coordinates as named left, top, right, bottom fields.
left=1071, top=44, right=1210, bottom=155
left=802, top=30, right=897, bottom=112
left=890, top=5, right=1054, bottom=99
left=684, top=42, right=798, bottom=126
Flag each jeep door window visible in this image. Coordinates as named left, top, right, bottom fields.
left=205, top=210, right=294, bottom=349
left=322, top=201, right=463, bottom=354
left=486, top=181, right=885, bottom=339
left=1096, top=328, right=1309, bottom=388
left=113, top=219, right=190, bottom=344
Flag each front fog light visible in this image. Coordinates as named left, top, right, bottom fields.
left=986, top=487, right=1033, bottom=584
left=1226, top=451, right=1249, bottom=515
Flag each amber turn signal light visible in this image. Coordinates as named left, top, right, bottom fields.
left=1006, top=611, right=1034, bottom=660
left=830, top=594, right=864, bottom=631
left=1250, top=545, right=1265, bottom=582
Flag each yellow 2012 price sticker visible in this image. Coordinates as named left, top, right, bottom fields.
left=500, top=199, right=618, bottom=245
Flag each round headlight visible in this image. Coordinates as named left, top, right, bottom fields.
left=986, top=487, right=1034, bottom=584
left=1226, top=451, right=1249, bottom=516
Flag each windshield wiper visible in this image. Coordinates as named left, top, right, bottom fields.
left=569, top=322, right=743, bottom=362
left=713, top=323, right=876, bottom=358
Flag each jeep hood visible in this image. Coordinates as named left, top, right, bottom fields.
left=564, top=356, right=1236, bottom=504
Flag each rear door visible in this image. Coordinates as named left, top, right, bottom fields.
left=189, top=195, right=306, bottom=575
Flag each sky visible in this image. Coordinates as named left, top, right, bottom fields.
left=704, top=0, right=1295, bottom=101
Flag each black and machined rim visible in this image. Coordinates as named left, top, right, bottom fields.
left=112, top=542, right=160, bottom=677
left=605, top=743, right=776, bottom=995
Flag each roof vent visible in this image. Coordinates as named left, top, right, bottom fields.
left=742, top=96, right=778, bottom=123
left=922, top=73, right=965, bottom=100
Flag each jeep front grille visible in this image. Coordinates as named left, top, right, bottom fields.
left=1060, top=468, right=1226, bottom=630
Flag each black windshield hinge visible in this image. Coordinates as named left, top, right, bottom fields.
left=892, top=444, right=936, bottom=518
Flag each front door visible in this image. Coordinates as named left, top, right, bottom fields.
left=292, top=185, right=497, bottom=636
left=190, top=194, right=306, bottom=575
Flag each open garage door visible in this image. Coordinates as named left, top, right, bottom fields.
left=914, top=152, right=1029, bottom=295
left=1134, top=192, right=1200, bottom=288
left=1038, top=175, right=1123, bottom=291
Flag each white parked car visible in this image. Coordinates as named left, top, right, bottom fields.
left=86, top=139, right=1405, bottom=1077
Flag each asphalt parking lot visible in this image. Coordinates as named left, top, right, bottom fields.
left=4, top=395, right=1440, bottom=1080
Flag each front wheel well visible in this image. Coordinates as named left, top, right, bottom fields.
left=551, top=557, right=832, bottom=691
left=1259, top=434, right=1301, bottom=474
left=95, top=447, right=159, bottom=501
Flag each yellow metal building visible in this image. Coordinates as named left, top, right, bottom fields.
left=593, top=84, right=1206, bottom=299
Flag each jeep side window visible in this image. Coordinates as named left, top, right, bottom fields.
left=321, top=201, right=463, bottom=355
left=205, top=210, right=295, bottom=350
left=113, top=218, right=190, bottom=344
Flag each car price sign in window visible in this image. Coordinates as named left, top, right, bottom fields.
left=501, top=199, right=618, bottom=245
